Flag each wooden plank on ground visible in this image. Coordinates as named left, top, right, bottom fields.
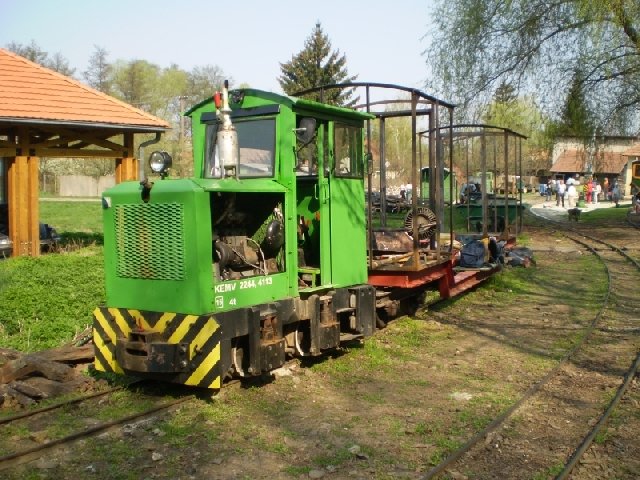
left=0, top=355, right=73, bottom=384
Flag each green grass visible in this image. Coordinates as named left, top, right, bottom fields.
left=283, top=465, right=312, bottom=476
left=578, top=204, right=631, bottom=223
left=40, top=199, right=104, bottom=248
left=0, top=246, right=104, bottom=351
left=39, top=199, right=103, bottom=235
left=0, top=200, right=106, bottom=352
left=311, top=339, right=394, bottom=378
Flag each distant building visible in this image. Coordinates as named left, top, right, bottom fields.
left=550, top=136, right=635, bottom=195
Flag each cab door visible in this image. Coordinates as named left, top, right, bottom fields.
left=327, top=123, right=367, bottom=287
left=295, top=119, right=333, bottom=289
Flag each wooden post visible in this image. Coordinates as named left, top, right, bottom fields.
left=115, top=157, right=138, bottom=183
left=7, top=156, right=15, bottom=256
left=8, top=155, right=40, bottom=256
left=115, top=132, right=137, bottom=183
left=28, top=156, right=40, bottom=256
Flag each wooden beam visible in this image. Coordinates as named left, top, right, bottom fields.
left=8, top=156, right=31, bottom=256
left=33, top=130, right=126, bottom=152
left=0, top=148, right=18, bottom=157
left=8, top=126, right=40, bottom=258
left=15, top=128, right=30, bottom=257
left=35, top=148, right=128, bottom=158
left=4, top=126, right=139, bottom=158
left=1, top=144, right=127, bottom=158
left=116, top=132, right=138, bottom=183
left=7, top=157, right=15, bottom=257
left=28, top=156, right=40, bottom=256
left=115, top=157, right=138, bottom=183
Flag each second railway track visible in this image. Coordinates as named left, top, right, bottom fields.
left=423, top=218, right=640, bottom=479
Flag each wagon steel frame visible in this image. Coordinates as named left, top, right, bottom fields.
left=419, top=124, right=528, bottom=239
left=294, top=83, right=507, bottom=299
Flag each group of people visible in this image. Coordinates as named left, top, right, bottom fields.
left=546, top=176, right=625, bottom=208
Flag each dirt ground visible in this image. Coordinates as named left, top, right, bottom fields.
left=4, top=204, right=640, bottom=480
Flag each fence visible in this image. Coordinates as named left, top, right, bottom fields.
left=56, top=175, right=115, bottom=197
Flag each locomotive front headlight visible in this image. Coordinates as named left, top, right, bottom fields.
left=149, top=151, right=172, bottom=175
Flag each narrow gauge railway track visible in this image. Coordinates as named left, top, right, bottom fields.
left=0, top=383, right=193, bottom=471
left=422, top=226, right=640, bottom=479
left=0, top=358, right=298, bottom=473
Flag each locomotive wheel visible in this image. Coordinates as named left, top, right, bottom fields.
left=404, top=207, right=437, bottom=240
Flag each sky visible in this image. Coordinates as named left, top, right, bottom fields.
left=1, top=0, right=436, bottom=100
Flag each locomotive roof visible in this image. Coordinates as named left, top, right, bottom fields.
left=185, top=88, right=373, bottom=121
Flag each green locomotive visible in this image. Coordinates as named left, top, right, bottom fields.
left=93, top=83, right=376, bottom=389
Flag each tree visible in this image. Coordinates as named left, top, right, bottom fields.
left=279, top=22, right=357, bottom=106
left=83, top=45, right=112, bottom=93
left=424, top=0, right=640, bottom=134
left=6, top=40, right=49, bottom=65
left=110, top=59, right=160, bottom=111
left=187, top=65, right=226, bottom=106
left=493, top=81, right=517, bottom=106
left=47, top=52, right=75, bottom=77
left=6, top=40, right=75, bottom=76
left=484, top=82, right=545, bottom=135
left=377, top=97, right=416, bottom=180
left=483, top=88, right=554, bottom=175
left=552, top=71, right=595, bottom=139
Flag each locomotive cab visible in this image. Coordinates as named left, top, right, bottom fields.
left=94, top=86, right=376, bottom=389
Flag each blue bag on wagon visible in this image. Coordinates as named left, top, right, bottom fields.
left=459, top=240, right=486, bottom=268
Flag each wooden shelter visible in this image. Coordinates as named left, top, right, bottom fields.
left=0, top=48, right=169, bottom=257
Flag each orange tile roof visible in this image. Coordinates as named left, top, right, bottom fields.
left=0, top=48, right=169, bottom=131
left=550, top=149, right=585, bottom=172
left=551, top=149, right=629, bottom=174
left=596, top=151, right=628, bottom=174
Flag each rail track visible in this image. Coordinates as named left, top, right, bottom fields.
left=422, top=220, right=640, bottom=479
left=0, top=382, right=193, bottom=471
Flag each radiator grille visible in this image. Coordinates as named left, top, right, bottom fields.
left=113, top=203, right=185, bottom=280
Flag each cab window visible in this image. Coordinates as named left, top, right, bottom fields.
left=295, top=119, right=319, bottom=177
left=205, top=117, right=276, bottom=178
left=334, top=124, right=363, bottom=178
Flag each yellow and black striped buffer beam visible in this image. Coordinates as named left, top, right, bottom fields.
left=93, top=307, right=222, bottom=389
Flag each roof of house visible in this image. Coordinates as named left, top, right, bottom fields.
left=550, top=149, right=585, bottom=173
left=551, top=149, right=628, bottom=174
left=0, top=48, right=169, bottom=131
left=621, top=143, right=640, bottom=157
left=598, top=151, right=629, bottom=174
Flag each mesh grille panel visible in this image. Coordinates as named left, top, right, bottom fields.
left=114, top=203, right=185, bottom=280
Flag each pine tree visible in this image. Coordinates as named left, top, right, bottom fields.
left=493, top=81, right=517, bottom=105
left=278, top=22, right=357, bottom=106
left=555, top=72, right=594, bottom=139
